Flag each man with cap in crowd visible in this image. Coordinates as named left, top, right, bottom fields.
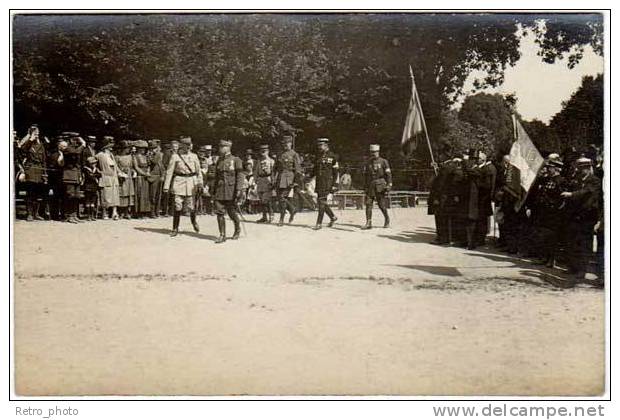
left=361, top=144, right=392, bottom=229
left=560, top=156, right=602, bottom=283
left=213, top=139, right=245, bottom=243
left=18, top=124, right=48, bottom=221
left=46, top=135, right=66, bottom=221
left=202, top=144, right=217, bottom=215
left=132, top=140, right=151, bottom=218
left=196, top=144, right=213, bottom=215
left=312, top=137, right=340, bottom=230
left=254, top=144, right=276, bottom=223
left=428, top=159, right=453, bottom=244
left=82, top=135, right=98, bottom=162
left=474, top=151, right=496, bottom=246
left=528, top=153, right=566, bottom=268
left=274, top=134, right=303, bottom=226
left=147, top=139, right=165, bottom=218
left=163, top=136, right=202, bottom=236
left=60, top=132, right=86, bottom=223
left=244, top=148, right=255, bottom=174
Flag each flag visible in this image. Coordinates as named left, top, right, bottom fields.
left=508, top=117, right=545, bottom=211
left=401, top=71, right=425, bottom=157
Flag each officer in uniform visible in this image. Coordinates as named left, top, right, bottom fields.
left=560, top=157, right=602, bottom=282
left=147, top=139, right=164, bottom=218
left=61, top=132, right=86, bottom=223
left=274, top=135, right=302, bottom=226
left=361, top=144, right=392, bottom=229
left=163, top=137, right=202, bottom=236
left=213, top=139, right=245, bottom=243
left=313, top=137, right=339, bottom=230
left=254, top=144, right=276, bottom=223
left=18, top=124, right=48, bottom=221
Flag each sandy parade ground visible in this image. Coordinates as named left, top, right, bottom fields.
left=12, top=208, right=605, bottom=396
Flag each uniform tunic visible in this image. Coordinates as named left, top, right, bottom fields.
left=20, top=139, right=47, bottom=184
left=213, top=153, right=244, bottom=202
left=363, top=157, right=392, bottom=199
left=275, top=150, right=302, bottom=189
left=314, top=151, right=340, bottom=197
left=62, top=144, right=85, bottom=198
left=163, top=152, right=202, bottom=196
left=254, top=156, right=276, bottom=202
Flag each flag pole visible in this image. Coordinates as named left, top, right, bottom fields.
left=409, top=65, right=438, bottom=176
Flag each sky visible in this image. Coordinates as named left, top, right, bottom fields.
left=457, top=30, right=604, bottom=124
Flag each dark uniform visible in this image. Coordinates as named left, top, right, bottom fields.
left=147, top=140, right=165, bottom=217
left=82, top=157, right=101, bottom=220
left=529, top=159, right=565, bottom=267
left=18, top=129, right=48, bottom=220
left=213, top=140, right=245, bottom=242
left=46, top=146, right=65, bottom=221
left=562, top=158, right=601, bottom=278
left=313, top=138, right=339, bottom=228
left=362, top=145, right=392, bottom=229
left=275, top=139, right=302, bottom=225
left=254, top=146, right=276, bottom=223
left=61, top=134, right=85, bottom=223
left=461, top=156, right=480, bottom=249
left=475, top=159, right=497, bottom=245
left=428, top=163, right=451, bottom=244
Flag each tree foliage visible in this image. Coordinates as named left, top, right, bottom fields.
left=13, top=13, right=603, bottom=165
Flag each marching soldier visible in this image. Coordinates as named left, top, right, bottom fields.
left=274, top=135, right=302, bottom=226
left=254, top=144, right=276, bottom=223
left=361, top=144, right=392, bottom=229
left=313, top=137, right=339, bottom=230
left=560, top=157, right=602, bottom=282
left=213, top=140, right=245, bottom=243
left=18, top=124, right=48, bottom=221
left=163, top=137, right=202, bottom=236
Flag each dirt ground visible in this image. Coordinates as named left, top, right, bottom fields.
left=13, top=208, right=605, bottom=396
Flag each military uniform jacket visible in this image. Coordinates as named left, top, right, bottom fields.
left=213, top=153, right=244, bottom=201
left=254, top=156, right=276, bottom=193
left=19, top=139, right=47, bottom=183
left=363, top=157, right=392, bottom=194
left=314, top=151, right=340, bottom=196
left=164, top=152, right=202, bottom=197
left=148, top=151, right=165, bottom=182
left=62, top=144, right=84, bottom=185
left=275, top=150, right=302, bottom=189
left=476, top=161, right=496, bottom=217
left=565, top=174, right=602, bottom=225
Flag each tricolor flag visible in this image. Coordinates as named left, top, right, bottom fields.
left=508, top=117, right=545, bottom=211
left=401, top=67, right=425, bottom=157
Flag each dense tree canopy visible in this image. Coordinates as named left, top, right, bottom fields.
left=13, top=13, right=603, bottom=167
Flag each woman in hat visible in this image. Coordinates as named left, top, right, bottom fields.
left=116, top=141, right=136, bottom=219
left=95, top=136, right=120, bottom=220
left=132, top=140, right=151, bottom=218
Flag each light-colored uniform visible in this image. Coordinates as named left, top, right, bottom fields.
left=164, top=151, right=203, bottom=211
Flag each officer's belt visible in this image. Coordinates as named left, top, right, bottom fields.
left=174, top=172, right=197, bottom=177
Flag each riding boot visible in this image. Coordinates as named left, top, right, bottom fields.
left=170, top=210, right=180, bottom=236
left=215, top=215, right=227, bottom=243
left=230, top=210, right=241, bottom=240
left=257, top=210, right=267, bottom=223
left=190, top=211, right=200, bottom=233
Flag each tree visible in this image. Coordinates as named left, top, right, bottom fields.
left=435, top=110, right=496, bottom=161
left=549, top=74, right=603, bottom=152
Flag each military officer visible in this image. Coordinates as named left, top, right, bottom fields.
left=213, top=139, right=245, bottom=243
left=361, top=144, right=392, bottom=229
left=18, top=124, right=48, bottom=221
left=61, top=132, right=86, bottom=223
left=560, top=157, right=602, bottom=282
left=147, top=139, right=165, bottom=218
left=254, top=144, right=276, bottom=223
left=313, top=137, right=339, bottom=230
left=163, top=137, right=202, bottom=236
left=274, top=135, right=302, bottom=226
